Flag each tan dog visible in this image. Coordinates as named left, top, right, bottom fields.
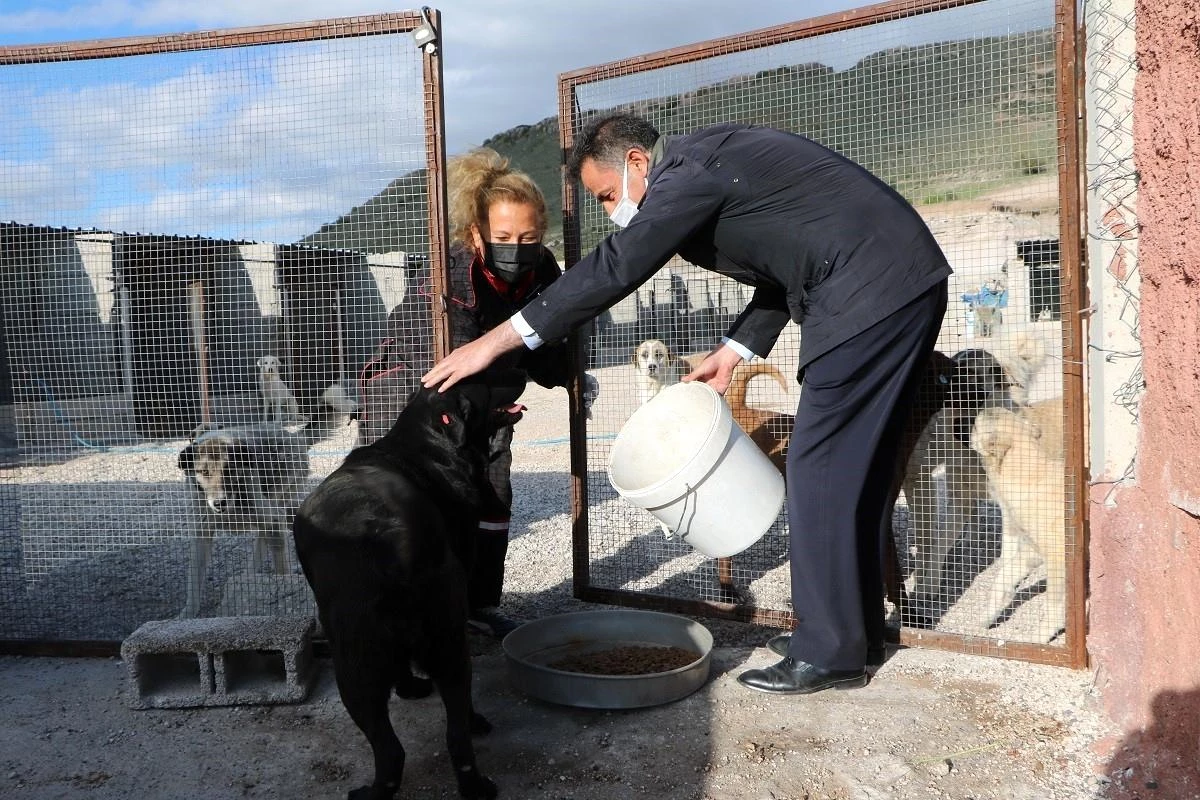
left=725, top=361, right=792, bottom=472
left=715, top=361, right=791, bottom=600
left=903, top=330, right=1049, bottom=623
left=970, top=397, right=1065, bottom=641
left=632, top=338, right=695, bottom=405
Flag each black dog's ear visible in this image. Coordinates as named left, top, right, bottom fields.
left=177, top=445, right=195, bottom=473
left=420, top=386, right=470, bottom=447
left=437, top=400, right=468, bottom=447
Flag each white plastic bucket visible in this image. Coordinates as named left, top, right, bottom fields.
left=607, top=381, right=785, bottom=558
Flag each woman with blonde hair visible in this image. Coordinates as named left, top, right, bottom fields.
left=443, top=147, right=592, bottom=637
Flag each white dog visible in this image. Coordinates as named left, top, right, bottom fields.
left=902, top=330, right=1048, bottom=624
left=257, top=355, right=301, bottom=424
left=632, top=338, right=696, bottom=405
left=970, top=398, right=1065, bottom=641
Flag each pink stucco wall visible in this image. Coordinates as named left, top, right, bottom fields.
left=1088, top=1, right=1200, bottom=795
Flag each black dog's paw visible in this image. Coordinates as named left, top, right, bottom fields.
left=470, top=712, right=492, bottom=736
left=394, top=675, right=433, bottom=699
left=456, top=771, right=498, bottom=800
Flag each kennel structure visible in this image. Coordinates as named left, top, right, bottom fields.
left=0, top=11, right=452, bottom=644
left=561, top=0, right=1087, bottom=667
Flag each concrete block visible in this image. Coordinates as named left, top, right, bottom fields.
left=121, top=615, right=317, bottom=709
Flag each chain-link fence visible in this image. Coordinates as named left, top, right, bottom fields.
left=562, top=0, right=1087, bottom=666
left=0, top=11, right=448, bottom=643
left=1084, top=0, right=1140, bottom=498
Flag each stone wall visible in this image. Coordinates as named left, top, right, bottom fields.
left=1087, top=1, right=1200, bottom=795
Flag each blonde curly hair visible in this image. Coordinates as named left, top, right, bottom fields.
left=447, top=147, right=548, bottom=245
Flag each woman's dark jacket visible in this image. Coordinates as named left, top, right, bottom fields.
left=445, top=242, right=570, bottom=389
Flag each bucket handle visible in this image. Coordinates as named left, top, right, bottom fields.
left=659, top=483, right=698, bottom=543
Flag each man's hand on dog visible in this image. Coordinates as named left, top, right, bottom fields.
left=682, top=344, right=744, bottom=395
left=422, top=322, right=524, bottom=391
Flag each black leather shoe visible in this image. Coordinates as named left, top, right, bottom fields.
left=737, top=656, right=868, bottom=695
left=765, top=634, right=887, bottom=666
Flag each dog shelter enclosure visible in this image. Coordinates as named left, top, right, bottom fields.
left=0, top=1, right=1087, bottom=669
left=0, top=11, right=453, bottom=642
left=562, top=0, right=1086, bottom=667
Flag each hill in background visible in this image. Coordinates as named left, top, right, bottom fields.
left=300, top=29, right=1056, bottom=259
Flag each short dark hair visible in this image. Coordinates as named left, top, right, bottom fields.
left=566, top=113, right=660, bottom=183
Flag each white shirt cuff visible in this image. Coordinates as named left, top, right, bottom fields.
left=720, top=336, right=756, bottom=361
left=510, top=312, right=544, bottom=350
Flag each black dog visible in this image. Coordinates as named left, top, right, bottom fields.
left=945, top=348, right=1021, bottom=445
left=293, top=374, right=525, bottom=800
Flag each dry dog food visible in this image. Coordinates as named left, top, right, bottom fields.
left=549, top=645, right=701, bottom=675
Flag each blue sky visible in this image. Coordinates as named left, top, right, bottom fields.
left=0, top=0, right=1042, bottom=243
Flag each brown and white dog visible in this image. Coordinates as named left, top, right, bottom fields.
left=632, top=338, right=699, bottom=405
left=970, top=397, right=1065, bottom=641
left=176, top=423, right=311, bottom=617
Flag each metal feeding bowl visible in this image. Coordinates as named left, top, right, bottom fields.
left=502, top=609, right=713, bottom=709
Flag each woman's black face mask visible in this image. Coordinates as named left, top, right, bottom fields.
left=484, top=242, right=541, bottom=283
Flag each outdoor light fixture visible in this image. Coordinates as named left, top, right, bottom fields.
left=412, top=7, right=438, bottom=53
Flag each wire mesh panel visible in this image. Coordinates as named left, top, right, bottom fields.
left=561, top=0, right=1085, bottom=665
left=0, top=12, right=447, bottom=643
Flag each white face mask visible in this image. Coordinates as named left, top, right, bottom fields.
left=608, top=160, right=644, bottom=228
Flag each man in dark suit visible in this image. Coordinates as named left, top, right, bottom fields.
left=424, top=113, right=950, bottom=695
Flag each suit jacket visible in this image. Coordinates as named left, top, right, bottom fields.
left=520, top=123, right=952, bottom=366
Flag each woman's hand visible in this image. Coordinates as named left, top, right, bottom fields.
left=422, top=321, right=524, bottom=391
left=682, top=344, right=744, bottom=395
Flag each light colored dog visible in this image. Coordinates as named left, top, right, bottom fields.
left=970, top=397, right=1065, bottom=641
left=902, top=330, right=1048, bottom=624
left=257, top=355, right=301, bottom=424
left=973, top=277, right=1007, bottom=337
left=632, top=338, right=697, bottom=405
left=974, top=305, right=1003, bottom=338
left=176, top=423, right=311, bottom=617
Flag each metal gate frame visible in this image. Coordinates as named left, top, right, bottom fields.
left=559, top=0, right=1087, bottom=668
left=0, top=8, right=453, bottom=656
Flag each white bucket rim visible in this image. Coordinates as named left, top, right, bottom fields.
left=606, top=382, right=732, bottom=506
